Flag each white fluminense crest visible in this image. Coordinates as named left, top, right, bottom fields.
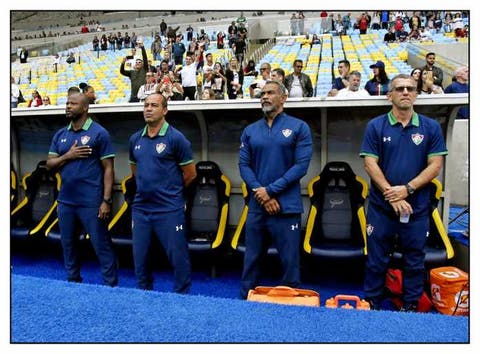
left=282, top=129, right=292, bottom=138
left=156, top=143, right=166, bottom=154
left=366, top=224, right=374, bottom=236
left=411, top=133, right=424, bottom=145
left=80, top=135, right=90, bottom=145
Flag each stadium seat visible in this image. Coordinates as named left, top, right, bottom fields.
left=390, top=178, right=455, bottom=269
left=11, top=160, right=61, bottom=238
left=230, top=182, right=278, bottom=255
left=108, top=174, right=136, bottom=245
left=185, top=161, right=231, bottom=252
left=303, top=161, right=368, bottom=260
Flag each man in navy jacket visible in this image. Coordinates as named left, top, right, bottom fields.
left=238, top=81, right=313, bottom=299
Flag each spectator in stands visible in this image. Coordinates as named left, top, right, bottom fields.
left=365, top=61, right=390, bottom=96
left=167, top=25, right=180, bottom=41
left=156, top=73, right=184, bottom=101
left=210, top=62, right=227, bottom=99
left=52, top=53, right=60, bottom=73
left=423, top=52, right=443, bottom=88
left=162, top=51, right=175, bottom=71
left=393, top=16, right=404, bottom=39
left=311, top=34, right=321, bottom=44
left=328, top=59, right=351, bottom=96
left=451, top=12, right=464, bottom=34
left=186, top=25, right=194, bottom=41
left=285, top=59, right=313, bottom=98
left=360, top=74, right=447, bottom=312
left=238, top=80, right=313, bottom=300
left=28, top=90, right=43, bottom=108
left=271, top=68, right=286, bottom=87
left=249, top=62, right=271, bottom=99
left=42, top=96, right=51, bottom=106
left=216, top=31, right=226, bottom=49
left=334, top=71, right=370, bottom=98
left=66, top=53, right=76, bottom=64
left=228, top=21, right=238, bottom=36
left=83, top=85, right=97, bottom=104
left=201, top=88, right=216, bottom=100
left=357, top=13, right=369, bottom=35
left=290, top=13, right=298, bottom=35
left=370, top=11, right=381, bottom=30
left=444, top=66, right=469, bottom=119
left=128, top=93, right=195, bottom=293
left=172, top=35, right=186, bottom=65
left=120, top=44, right=148, bottom=103
left=19, top=48, right=28, bottom=63
left=130, top=32, right=137, bottom=48
left=46, top=93, right=118, bottom=287
left=443, top=12, right=453, bottom=33
left=202, top=53, right=215, bottom=74
left=151, top=34, right=163, bottom=61
left=160, top=19, right=167, bottom=37
left=342, top=13, right=351, bottom=34
left=11, top=76, right=20, bottom=108
left=176, top=52, right=198, bottom=101
left=380, top=11, right=389, bottom=30
left=116, top=32, right=123, bottom=50
left=124, top=32, right=131, bottom=48
left=410, top=68, right=422, bottom=85
left=417, top=68, right=444, bottom=95
left=137, top=72, right=158, bottom=101
left=319, top=11, right=328, bottom=34
left=92, top=35, right=99, bottom=51
left=100, top=34, right=108, bottom=51
left=108, top=33, right=115, bottom=51
left=407, top=25, right=420, bottom=41
left=226, top=57, right=244, bottom=99
left=147, top=60, right=157, bottom=74
left=409, top=11, right=422, bottom=31
left=298, top=11, right=305, bottom=35
left=383, top=27, right=396, bottom=43
left=233, top=35, right=247, bottom=67
left=418, top=26, right=432, bottom=42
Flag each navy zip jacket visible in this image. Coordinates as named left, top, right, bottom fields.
left=239, top=112, right=313, bottom=214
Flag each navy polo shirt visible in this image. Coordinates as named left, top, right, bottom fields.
left=360, top=110, right=448, bottom=217
left=48, top=118, right=115, bottom=207
left=239, top=112, right=312, bottom=214
left=129, top=122, right=193, bottom=213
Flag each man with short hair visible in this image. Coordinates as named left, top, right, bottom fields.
left=444, top=65, right=469, bottom=119
left=137, top=72, right=158, bottom=101
left=328, top=59, right=351, bottom=96
left=120, top=44, right=148, bottom=102
left=129, top=93, right=196, bottom=292
left=334, top=71, right=370, bottom=98
left=176, top=53, right=198, bottom=101
left=423, top=52, right=443, bottom=88
left=172, top=35, right=186, bottom=65
left=360, top=74, right=448, bottom=312
left=284, top=59, right=313, bottom=98
left=249, top=62, right=271, bottom=98
left=46, top=93, right=118, bottom=286
left=238, top=81, right=313, bottom=299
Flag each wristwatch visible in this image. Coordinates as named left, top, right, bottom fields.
left=103, top=197, right=113, bottom=205
left=405, top=183, right=415, bottom=195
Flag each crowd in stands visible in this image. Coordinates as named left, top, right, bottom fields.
left=11, top=11, right=468, bottom=118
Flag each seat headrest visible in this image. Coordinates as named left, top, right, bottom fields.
left=321, top=161, right=355, bottom=178
left=195, top=161, right=222, bottom=180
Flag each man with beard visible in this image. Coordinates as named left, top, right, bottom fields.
left=238, top=81, right=313, bottom=299
left=360, top=74, right=447, bottom=311
left=128, top=93, right=196, bottom=293
left=46, top=93, right=118, bottom=286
